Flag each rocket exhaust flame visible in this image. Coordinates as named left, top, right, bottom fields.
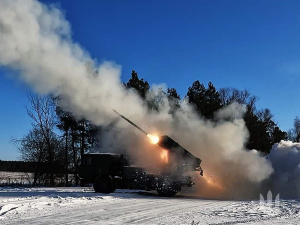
left=147, top=134, right=160, bottom=144
left=113, top=109, right=160, bottom=144
left=160, top=150, right=169, bottom=163
left=202, top=174, right=224, bottom=190
left=113, top=110, right=169, bottom=163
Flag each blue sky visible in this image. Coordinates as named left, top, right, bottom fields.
left=1, top=0, right=300, bottom=160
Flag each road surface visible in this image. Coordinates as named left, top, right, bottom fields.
left=0, top=187, right=299, bottom=224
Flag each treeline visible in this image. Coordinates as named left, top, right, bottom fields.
left=0, top=160, right=64, bottom=173
left=9, top=70, right=295, bottom=186
left=127, top=70, right=287, bottom=153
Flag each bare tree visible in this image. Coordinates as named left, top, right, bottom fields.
left=219, top=88, right=258, bottom=113
left=15, top=94, right=62, bottom=186
left=294, top=117, right=300, bottom=139
left=288, top=117, right=300, bottom=142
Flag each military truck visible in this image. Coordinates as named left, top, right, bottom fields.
left=78, top=136, right=203, bottom=197
left=78, top=111, right=203, bottom=197
left=78, top=152, right=191, bottom=197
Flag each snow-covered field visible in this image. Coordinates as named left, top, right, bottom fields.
left=0, top=187, right=299, bottom=224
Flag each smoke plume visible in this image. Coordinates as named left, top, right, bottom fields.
left=0, top=0, right=299, bottom=199
left=266, top=141, right=300, bottom=198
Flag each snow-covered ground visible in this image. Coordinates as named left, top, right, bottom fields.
left=0, top=187, right=299, bottom=225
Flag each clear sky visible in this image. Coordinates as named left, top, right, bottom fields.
left=1, top=0, right=300, bottom=160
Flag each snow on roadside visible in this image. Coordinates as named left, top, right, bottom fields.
left=0, top=187, right=123, bottom=221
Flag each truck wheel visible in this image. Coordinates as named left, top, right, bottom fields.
left=93, top=175, right=115, bottom=193
left=157, top=181, right=179, bottom=197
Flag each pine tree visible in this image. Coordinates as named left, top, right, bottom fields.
left=187, top=81, right=221, bottom=119
left=186, top=80, right=206, bottom=116
left=126, top=70, right=150, bottom=99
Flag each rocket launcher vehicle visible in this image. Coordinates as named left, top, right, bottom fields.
left=113, top=110, right=203, bottom=175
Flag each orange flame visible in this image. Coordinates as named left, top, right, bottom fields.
left=160, top=150, right=169, bottom=163
left=202, top=174, right=224, bottom=190
left=147, top=134, right=159, bottom=144
left=146, top=134, right=168, bottom=163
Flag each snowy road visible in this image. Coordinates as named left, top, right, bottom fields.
left=0, top=187, right=299, bottom=224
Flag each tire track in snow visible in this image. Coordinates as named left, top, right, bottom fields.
left=5, top=196, right=233, bottom=224
left=3, top=194, right=176, bottom=224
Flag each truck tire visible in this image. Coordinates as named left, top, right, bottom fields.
left=156, top=180, right=179, bottom=197
left=93, top=175, right=116, bottom=193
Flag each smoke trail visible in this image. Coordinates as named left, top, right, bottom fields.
left=0, top=0, right=147, bottom=126
left=0, top=0, right=290, bottom=199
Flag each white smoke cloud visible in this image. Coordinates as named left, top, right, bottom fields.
left=267, top=141, right=300, bottom=198
left=0, top=0, right=290, bottom=199
left=215, top=102, right=247, bottom=120
left=170, top=104, right=274, bottom=199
